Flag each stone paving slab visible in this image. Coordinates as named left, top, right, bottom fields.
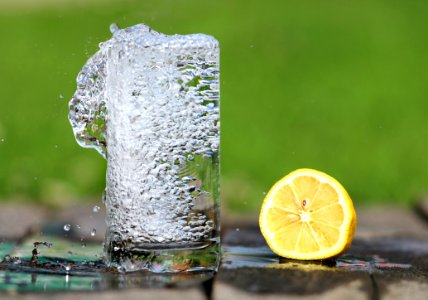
left=415, top=197, right=428, bottom=223
left=0, top=204, right=428, bottom=299
left=213, top=280, right=367, bottom=300
left=0, top=288, right=206, bottom=300
left=214, top=207, right=428, bottom=300
left=0, top=203, right=47, bottom=240
left=355, top=207, right=428, bottom=240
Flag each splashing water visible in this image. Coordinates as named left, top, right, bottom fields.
left=69, top=24, right=220, bottom=272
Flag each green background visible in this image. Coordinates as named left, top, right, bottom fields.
left=0, top=0, right=428, bottom=212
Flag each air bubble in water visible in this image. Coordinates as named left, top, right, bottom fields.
left=63, top=224, right=71, bottom=231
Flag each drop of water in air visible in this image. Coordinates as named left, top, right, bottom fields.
left=92, top=205, right=101, bottom=213
left=59, top=94, right=64, bottom=99
left=63, top=224, right=71, bottom=231
left=110, top=23, right=120, bottom=33
left=90, top=228, right=96, bottom=236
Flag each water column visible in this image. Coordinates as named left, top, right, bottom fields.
left=69, top=24, right=220, bottom=272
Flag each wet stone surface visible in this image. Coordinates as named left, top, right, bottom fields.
left=0, top=204, right=427, bottom=299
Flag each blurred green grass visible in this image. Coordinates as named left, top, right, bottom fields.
left=0, top=0, right=428, bottom=212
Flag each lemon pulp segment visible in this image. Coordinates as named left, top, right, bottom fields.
left=259, top=169, right=357, bottom=260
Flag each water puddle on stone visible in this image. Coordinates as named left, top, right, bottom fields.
left=336, top=255, right=412, bottom=272
left=0, top=242, right=413, bottom=293
left=0, top=238, right=214, bottom=293
left=222, top=246, right=412, bottom=272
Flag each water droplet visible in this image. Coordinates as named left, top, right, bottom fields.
left=182, top=176, right=195, bottom=182
left=110, top=23, right=120, bottom=33
left=64, top=265, right=71, bottom=271
left=59, top=94, right=64, bottom=99
left=92, top=205, right=101, bottom=213
left=235, top=228, right=240, bottom=232
left=113, top=246, right=120, bottom=251
left=90, top=228, right=96, bottom=236
left=81, top=242, right=87, bottom=248
left=187, top=154, right=195, bottom=161
left=54, top=144, right=59, bottom=149
left=250, top=44, right=254, bottom=48
left=63, top=224, right=71, bottom=231
left=34, top=177, right=38, bottom=181
left=75, top=224, right=81, bottom=229
left=0, top=138, right=4, bottom=143
left=262, top=192, right=267, bottom=196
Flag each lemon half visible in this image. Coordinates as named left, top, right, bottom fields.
left=259, top=168, right=357, bottom=260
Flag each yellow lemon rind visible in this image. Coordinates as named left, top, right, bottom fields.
left=259, top=168, right=357, bottom=260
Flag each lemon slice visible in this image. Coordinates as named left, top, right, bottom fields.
left=259, top=168, right=357, bottom=260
